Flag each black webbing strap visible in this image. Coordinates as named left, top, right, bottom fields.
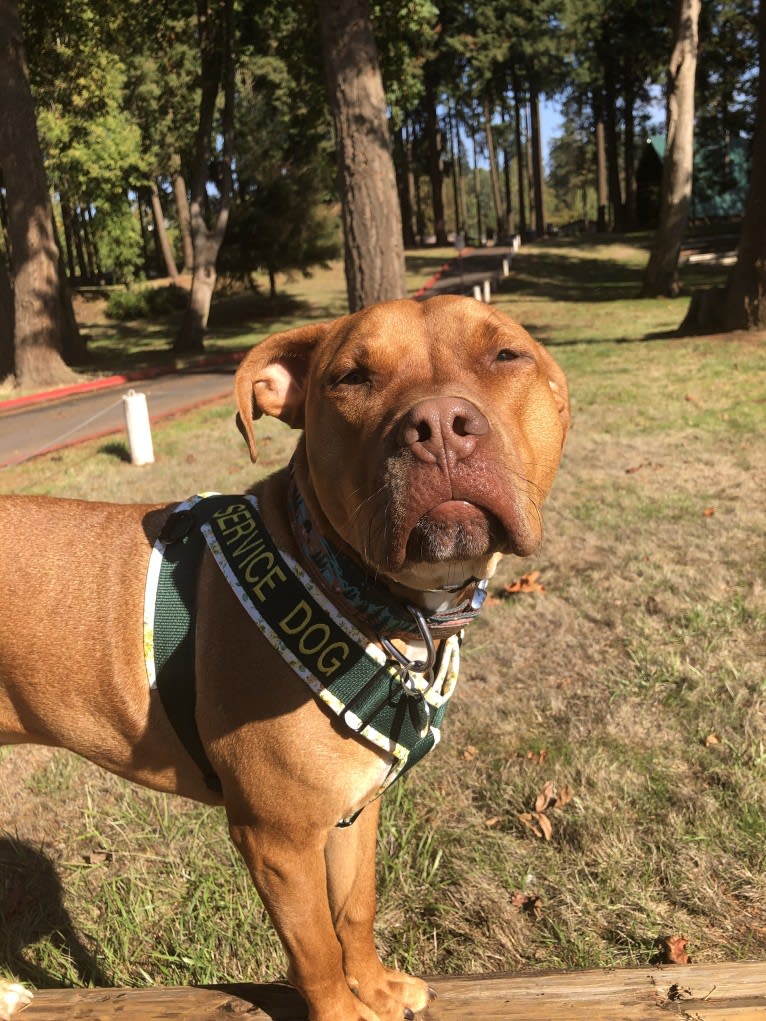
left=152, top=498, right=234, bottom=794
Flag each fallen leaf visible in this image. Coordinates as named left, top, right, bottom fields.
left=704, top=733, right=720, bottom=747
left=625, top=462, right=650, bottom=474
left=510, top=891, right=542, bottom=917
left=536, top=812, right=553, bottom=841
left=518, top=811, right=553, bottom=841
left=652, top=934, right=692, bottom=965
left=703, top=507, right=715, bottom=517
left=484, top=816, right=501, bottom=828
left=503, top=571, right=545, bottom=596
left=557, top=785, right=574, bottom=808
left=462, top=745, right=479, bottom=761
left=533, top=781, right=574, bottom=812
left=84, top=849, right=113, bottom=865
left=535, top=780, right=557, bottom=813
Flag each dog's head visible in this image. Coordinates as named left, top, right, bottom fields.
left=235, top=296, right=569, bottom=589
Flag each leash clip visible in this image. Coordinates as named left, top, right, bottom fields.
left=378, top=604, right=437, bottom=678
left=379, top=605, right=438, bottom=739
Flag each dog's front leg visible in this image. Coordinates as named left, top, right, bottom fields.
left=325, top=802, right=434, bottom=1020
left=228, top=819, right=385, bottom=1021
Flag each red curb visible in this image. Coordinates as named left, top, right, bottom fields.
left=0, top=350, right=246, bottom=415
left=412, top=250, right=474, bottom=299
left=0, top=388, right=235, bottom=470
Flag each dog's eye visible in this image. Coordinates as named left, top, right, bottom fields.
left=496, top=348, right=521, bottom=362
left=334, top=368, right=368, bottom=387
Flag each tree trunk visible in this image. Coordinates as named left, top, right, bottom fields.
left=150, top=178, right=179, bottom=279
left=483, top=98, right=505, bottom=243
left=641, top=0, right=701, bottom=297
left=0, top=0, right=81, bottom=387
left=594, top=96, right=609, bottom=231
left=172, top=168, right=194, bottom=272
left=722, top=0, right=766, bottom=327
left=79, top=202, right=101, bottom=281
left=446, top=107, right=463, bottom=236
left=503, top=146, right=514, bottom=237
left=529, top=89, right=545, bottom=236
left=604, top=63, right=624, bottom=232
left=512, top=83, right=527, bottom=237
left=683, top=0, right=766, bottom=329
left=470, top=123, right=484, bottom=243
left=59, top=195, right=78, bottom=279
left=317, top=0, right=406, bottom=310
left=525, top=102, right=535, bottom=233
left=405, top=120, right=420, bottom=243
left=394, top=126, right=416, bottom=248
left=452, top=101, right=469, bottom=238
left=136, top=194, right=153, bottom=276
left=68, top=198, right=88, bottom=280
left=424, top=75, right=447, bottom=245
left=623, top=84, right=637, bottom=230
left=175, top=0, right=235, bottom=353
left=0, top=259, right=13, bottom=380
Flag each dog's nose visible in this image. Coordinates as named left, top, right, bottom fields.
left=398, top=397, right=489, bottom=464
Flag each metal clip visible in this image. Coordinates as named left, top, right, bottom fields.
left=378, top=604, right=437, bottom=678
left=470, top=577, right=490, bottom=610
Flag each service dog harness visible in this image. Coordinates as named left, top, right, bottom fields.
left=143, top=490, right=487, bottom=824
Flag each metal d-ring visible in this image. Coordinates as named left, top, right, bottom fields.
left=378, top=604, right=437, bottom=680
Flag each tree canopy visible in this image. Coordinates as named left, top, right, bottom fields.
left=0, top=0, right=762, bottom=384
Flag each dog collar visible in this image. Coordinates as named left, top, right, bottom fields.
left=287, top=476, right=489, bottom=642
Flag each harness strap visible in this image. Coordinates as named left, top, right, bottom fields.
left=147, top=496, right=235, bottom=794
left=144, top=494, right=463, bottom=823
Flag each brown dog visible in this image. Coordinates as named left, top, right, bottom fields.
left=0, top=296, right=568, bottom=1021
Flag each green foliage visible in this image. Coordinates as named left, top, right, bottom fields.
left=105, top=283, right=187, bottom=322
left=218, top=16, right=341, bottom=295
left=21, top=0, right=149, bottom=282
left=372, top=0, right=440, bottom=126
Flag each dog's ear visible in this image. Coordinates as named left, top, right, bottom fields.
left=537, top=344, right=571, bottom=443
left=235, top=322, right=328, bottom=462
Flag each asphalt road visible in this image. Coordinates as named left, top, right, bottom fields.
left=0, top=365, right=237, bottom=469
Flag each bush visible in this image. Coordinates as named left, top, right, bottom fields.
left=106, top=284, right=187, bottom=321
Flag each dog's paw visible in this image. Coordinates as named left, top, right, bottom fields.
left=349, top=966, right=433, bottom=1020
left=0, top=981, right=33, bottom=1021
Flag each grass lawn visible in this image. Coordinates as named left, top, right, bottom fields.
left=1, top=236, right=765, bottom=989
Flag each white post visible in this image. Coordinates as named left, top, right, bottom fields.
left=501, top=257, right=510, bottom=277
left=472, top=284, right=482, bottom=302
left=483, top=279, right=491, bottom=303
left=122, top=390, right=155, bottom=466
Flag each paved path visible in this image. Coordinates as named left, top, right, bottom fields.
left=0, top=365, right=237, bottom=468
left=0, top=247, right=515, bottom=469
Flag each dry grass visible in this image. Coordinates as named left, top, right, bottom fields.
left=1, top=237, right=766, bottom=991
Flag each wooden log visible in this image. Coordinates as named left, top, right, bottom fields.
left=16, top=962, right=766, bottom=1020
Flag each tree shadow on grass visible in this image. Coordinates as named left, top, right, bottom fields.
left=501, top=252, right=642, bottom=303
left=0, top=836, right=109, bottom=988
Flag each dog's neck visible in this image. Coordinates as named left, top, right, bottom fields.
left=287, top=475, right=489, bottom=642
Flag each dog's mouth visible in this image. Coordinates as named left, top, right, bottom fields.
left=404, top=500, right=504, bottom=564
